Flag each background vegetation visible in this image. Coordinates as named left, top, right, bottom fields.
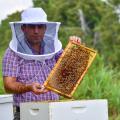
left=0, top=0, right=120, bottom=119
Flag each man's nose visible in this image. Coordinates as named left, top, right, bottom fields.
left=34, top=26, right=39, bottom=33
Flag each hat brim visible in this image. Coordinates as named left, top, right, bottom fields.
left=9, top=21, right=61, bottom=25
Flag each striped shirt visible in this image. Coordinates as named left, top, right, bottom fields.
left=2, top=48, right=63, bottom=106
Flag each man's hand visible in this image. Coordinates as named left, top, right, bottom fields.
left=29, top=82, right=48, bottom=95
left=69, top=36, right=81, bottom=44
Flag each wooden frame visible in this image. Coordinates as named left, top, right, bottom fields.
left=44, top=41, right=97, bottom=98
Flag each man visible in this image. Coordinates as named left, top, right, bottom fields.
left=2, top=7, right=81, bottom=120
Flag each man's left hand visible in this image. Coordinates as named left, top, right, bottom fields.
left=69, top=36, right=81, bottom=44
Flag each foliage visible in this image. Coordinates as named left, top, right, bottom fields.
left=0, top=12, right=20, bottom=50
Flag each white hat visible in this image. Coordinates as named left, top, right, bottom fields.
left=11, top=7, right=60, bottom=24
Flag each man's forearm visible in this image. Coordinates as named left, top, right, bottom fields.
left=3, top=77, right=45, bottom=95
left=4, top=81, right=32, bottom=94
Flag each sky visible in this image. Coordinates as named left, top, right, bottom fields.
left=0, top=0, right=33, bottom=23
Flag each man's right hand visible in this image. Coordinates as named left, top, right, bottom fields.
left=29, top=82, right=49, bottom=95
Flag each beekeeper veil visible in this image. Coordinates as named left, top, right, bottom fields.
left=9, top=7, right=62, bottom=61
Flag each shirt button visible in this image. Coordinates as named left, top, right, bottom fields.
left=42, top=61, right=46, bottom=65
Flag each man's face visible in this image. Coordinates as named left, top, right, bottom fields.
left=21, top=24, right=46, bottom=45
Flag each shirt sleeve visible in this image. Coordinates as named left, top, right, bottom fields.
left=2, top=48, right=19, bottom=77
left=55, top=49, right=63, bottom=62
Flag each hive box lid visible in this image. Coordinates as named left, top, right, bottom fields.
left=0, top=94, right=13, bottom=103
left=20, top=99, right=108, bottom=120
left=50, top=99, right=108, bottom=120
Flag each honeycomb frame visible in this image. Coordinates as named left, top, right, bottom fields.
left=44, top=41, right=97, bottom=98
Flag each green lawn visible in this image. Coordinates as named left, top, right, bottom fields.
left=0, top=50, right=5, bottom=94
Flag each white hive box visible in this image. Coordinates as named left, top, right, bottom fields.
left=0, top=94, right=13, bottom=120
left=20, top=99, right=108, bottom=120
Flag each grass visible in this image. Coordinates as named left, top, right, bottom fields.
left=110, top=114, right=120, bottom=120
left=0, top=50, right=5, bottom=94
